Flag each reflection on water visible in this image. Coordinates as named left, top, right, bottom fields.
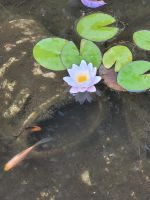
left=0, top=0, right=150, bottom=199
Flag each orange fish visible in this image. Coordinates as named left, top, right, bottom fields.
left=14, top=126, right=42, bottom=137
left=25, top=126, right=42, bottom=132
left=4, top=137, right=52, bottom=171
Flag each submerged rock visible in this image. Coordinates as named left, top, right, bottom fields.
left=0, top=18, right=69, bottom=141
left=3, top=88, right=30, bottom=119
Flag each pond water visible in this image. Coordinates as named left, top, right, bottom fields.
left=0, top=0, right=150, bottom=199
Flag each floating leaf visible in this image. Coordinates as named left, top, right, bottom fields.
left=133, top=30, right=150, bottom=51
left=99, top=66, right=125, bottom=91
left=103, top=45, right=133, bottom=72
left=61, top=41, right=81, bottom=67
left=117, top=61, right=150, bottom=91
left=76, top=12, right=119, bottom=42
left=33, top=38, right=68, bottom=71
left=80, top=39, right=102, bottom=67
left=61, top=39, right=102, bottom=68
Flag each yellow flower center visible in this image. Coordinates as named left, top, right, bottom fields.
left=76, top=73, right=89, bottom=83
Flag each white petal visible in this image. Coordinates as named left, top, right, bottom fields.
left=63, top=77, right=77, bottom=87
left=78, top=87, right=88, bottom=92
left=93, top=76, right=102, bottom=84
left=88, top=63, right=93, bottom=68
left=72, top=64, right=79, bottom=70
left=80, top=60, right=87, bottom=69
left=68, top=68, right=79, bottom=79
left=70, top=87, right=80, bottom=94
left=92, top=67, right=97, bottom=77
left=79, top=80, right=91, bottom=88
left=87, top=63, right=93, bottom=72
left=87, top=86, right=96, bottom=93
left=87, top=64, right=97, bottom=78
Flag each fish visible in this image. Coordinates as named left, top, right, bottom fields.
left=81, top=0, right=106, bottom=8
left=4, top=137, right=52, bottom=172
left=14, top=125, right=42, bottom=137
left=25, top=126, right=42, bottom=132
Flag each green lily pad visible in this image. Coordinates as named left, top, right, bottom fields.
left=61, top=41, right=81, bottom=67
left=103, top=45, right=133, bottom=72
left=76, top=12, right=119, bottom=42
left=133, top=30, right=150, bottom=51
left=61, top=39, right=102, bottom=68
left=33, top=38, right=68, bottom=71
left=117, top=61, right=150, bottom=91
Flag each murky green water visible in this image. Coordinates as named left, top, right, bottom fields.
left=0, top=0, right=150, bottom=199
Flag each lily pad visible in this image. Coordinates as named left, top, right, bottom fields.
left=61, top=41, right=81, bottom=67
left=76, top=12, right=119, bottom=42
left=117, top=61, right=150, bottom=91
left=61, top=39, right=102, bottom=68
left=103, top=45, right=133, bottom=72
left=133, top=30, right=150, bottom=51
left=33, top=38, right=68, bottom=71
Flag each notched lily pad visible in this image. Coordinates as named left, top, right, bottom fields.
left=33, top=37, right=68, bottom=71
left=103, top=45, right=133, bottom=72
left=99, top=65, right=125, bottom=91
left=133, top=30, right=150, bottom=51
left=76, top=12, right=119, bottom=42
left=61, top=39, right=102, bottom=68
left=117, top=61, right=150, bottom=91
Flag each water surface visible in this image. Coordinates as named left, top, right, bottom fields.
left=0, top=0, right=150, bottom=199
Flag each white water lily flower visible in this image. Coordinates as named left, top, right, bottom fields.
left=63, top=60, right=101, bottom=94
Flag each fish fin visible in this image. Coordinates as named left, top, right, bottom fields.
left=35, top=137, right=53, bottom=147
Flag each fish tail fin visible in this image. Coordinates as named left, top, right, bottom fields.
left=35, top=137, right=53, bottom=147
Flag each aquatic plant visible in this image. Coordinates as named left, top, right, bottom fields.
left=61, top=39, right=102, bottom=69
left=33, top=38, right=68, bottom=70
left=63, top=60, right=101, bottom=102
left=117, top=61, right=150, bottom=92
left=33, top=1, right=150, bottom=104
left=103, top=45, right=133, bottom=72
left=81, top=0, right=106, bottom=8
left=76, top=13, right=119, bottom=42
left=133, top=30, right=150, bottom=51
